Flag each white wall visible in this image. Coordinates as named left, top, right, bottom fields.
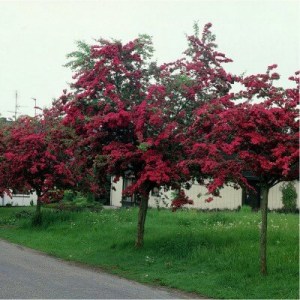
left=1, top=191, right=37, bottom=206
left=110, top=177, right=299, bottom=210
left=148, top=184, right=242, bottom=210
left=110, top=178, right=123, bottom=207
left=184, top=183, right=242, bottom=210
left=110, top=177, right=242, bottom=209
left=269, top=181, right=299, bottom=209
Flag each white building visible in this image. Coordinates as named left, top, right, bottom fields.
left=2, top=179, right=298, bottom=210
left=110, top=178, right=299, bottom=210
left=1, top=191, right=37, bottom=207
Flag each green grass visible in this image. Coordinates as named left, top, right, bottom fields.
left=0, top=206, right=298, bottom=299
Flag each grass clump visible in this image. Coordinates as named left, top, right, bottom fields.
left=0, top=206, right=298, bottom=299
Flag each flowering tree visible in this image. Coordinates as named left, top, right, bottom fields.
left=1, top=110, right=78, bottom=220
left=0, top=121, right=13, bottom=198
left=185, top=67, right=299, bottom=274
left=62, top=23, right=235, bottom=247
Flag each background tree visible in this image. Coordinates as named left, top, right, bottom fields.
left=2, top=109, right=79, bottom=222
left=0, top=120, right=14, bottom=198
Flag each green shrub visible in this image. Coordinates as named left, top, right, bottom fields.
left=280, top=182, right=298, bottom=212
left=45, top=197, right=103, bottom=212
left=63, top=190, right=77, bottom=202
left=73, top=195, right=88, bottom=206
left=85, top=192, right=95, bottom=203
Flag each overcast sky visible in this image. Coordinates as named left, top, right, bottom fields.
left=0, top=0, right=299, bottom=119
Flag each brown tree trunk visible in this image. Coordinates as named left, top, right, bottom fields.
left=260, top=185, right=269, bottom=275
left=135, top=195, right=149, bottom=248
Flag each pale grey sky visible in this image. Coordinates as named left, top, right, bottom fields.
left=0, top=0, right=299, bottom=119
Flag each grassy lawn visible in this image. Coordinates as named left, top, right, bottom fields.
left=0, top=206, right=298, bottom=299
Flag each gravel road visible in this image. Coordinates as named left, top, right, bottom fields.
left=0, top=239, right=198, bottom=299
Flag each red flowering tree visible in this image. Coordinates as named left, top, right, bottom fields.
left=185, top=67, right=299, bottom=274
left=0, top=120, right=14, bottom=198
left=61, top=23, right=235, bottom=247
left=1, top=110, right=79, bottom=221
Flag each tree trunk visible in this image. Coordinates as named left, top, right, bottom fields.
left=36, top=198, right=41, bottom=214
left=36, top=191, right=42, bottom=214
left=135, top=195, right=149, bottom=248
left=260, top=185, right=269, bottom=275
left=241, top=186, right=247, bottom=206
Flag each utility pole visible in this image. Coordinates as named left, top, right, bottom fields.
left=8, top=91, right=21, bottom=121
left=14, top=91, right=19, bottom=120
left=32, top=98, right=37, bottom=117
left=7, top=91, right=28, bottom=120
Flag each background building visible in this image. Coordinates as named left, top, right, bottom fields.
left=110, top=178, right=299, bottom=210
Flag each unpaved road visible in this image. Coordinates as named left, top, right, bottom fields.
left=0, top=239, right=199, bottom=299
